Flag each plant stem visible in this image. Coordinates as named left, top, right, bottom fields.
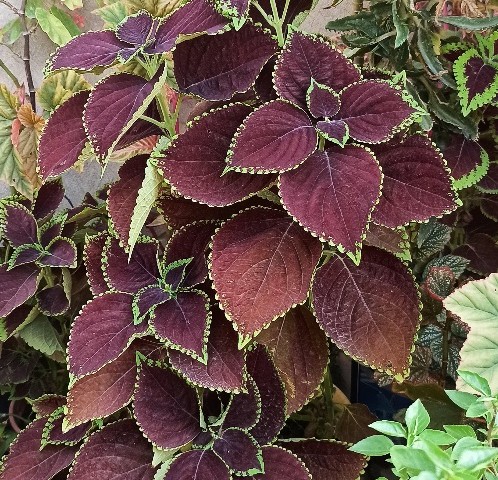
left=487, top=407, right=496, bottom=446
left=269, top=0, right=285, bottom=46
left=0, top=0, right=19, bottom=14
left=19, top=0, right=36, bottom=109
left=140, top=115, right=167, bottom=129
left=0, top=59, right=20, bottom=87
left=440, top=314, right=452, bottom=386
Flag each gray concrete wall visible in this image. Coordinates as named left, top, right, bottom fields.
left=0, top=0, right=353, bottom=203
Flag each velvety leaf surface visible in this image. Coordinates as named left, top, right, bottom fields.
left=38, top=237, right=76, bottom=267
left=38, top=91, right=89, bottom=180
left=151, top=290, right=209, bottom=359
left=174, top=24, right=277, bottom=100
left=213, top=428, right=262, bottom=474
left=68, top=292, right=147, bottom=377
left=158, top=104, right=276, bottom=206
left=257, top=305, right=329, bottom=414
left=83, top=234, right=108, bottom=295
left=477, top=162, right=498, bottom=193
left=246, top=345, right=286, bottom=444
left=279, top=145, right=382, bottom=252
left=307, top=81, right=340, bottom=118
left=9, top=245, right=41, bottom=268
left=134, top=363, right=201, bottom=449
left=371, top=134, right=456, bottom=228
left=36, top=285, right=69, bottom=315
left=30, top=394, right=66, bottom=418
left=278, top=439, right=367, bottom=480
left=3, top=203, right=37, bottom=247
left=316, top=120, right=349, bottom=146
left=67, top=419, right=156, bottom=480
left=364, top=223, right=411, bottom=260
left=274, top=32, right=360, bottom=108
left=0, top=264, right=39, bottom=317
left=115, top=11, right=156, bottom=45
left=33, top=179, right=64, bottom=219
left=39, top=221, right=64, bottom=249
left=165, top=450, right=230, bottom=480
left=169, top=309, right=244, bottom=391
left=0, top=418, right=77, bottom=480
left=312, top=247, right=419, bottom=377
left=211, top=207, right=322, bottom=336
left=453, top=233, right=498, bottom=275
left=228, top=100, right=317, bottom=172
left=135, top=285, right=170, bottom=319
left=44, top=414, right=90, bottom=445
left=223, top=378, right=261, bottom=430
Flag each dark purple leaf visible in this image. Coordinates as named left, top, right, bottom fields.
left=0, top=418, right=77, bottom=480
left=213, top=428, right=263, bottom=475
left=454, top=233, right=498, bottom=275
left=165, top=450, right=230, bottom=480
left=2, top=203, right=37, bottom=247
left=169, top=308, right=244, bottom=391
left=36, top=285, right=69, bottom=316
left=116, top=11, right=157, bottom=45
left=0, top=305, right=32, bottom=341
left=371, top=134, right=457, bottom=228
left=0, top=264, right=39, bottom=317
left=227, top=100, right=317, bottom=172
left=477, top=162, right=498, bottom=193
left=32, top=179, right=64, bottom=219
left=174, top=24, right=277, bottom=101
left=38, top=237, right=76, bottom=267
left=83, top=233, right=108, bottom=295
left=481, top=195, right=498, bottom=221
left=312, top=247, right=419, bottom=377
left=158, top=104, right=276, bottom=206
left=250, top=0, right=313, bottom=25
left=145, top=0, right=228, bottom=54
left=307, top=81, right=340, bottom=118
left=151, top=290, right=210, bottom=360
left=43, top=410, right=90, bottom=446
left=246, top=345, right=286, bottom=444
left=278, top=439, right=367, bottom=480
left=0, top=338, right=39, bottom=385
left=254, top=57, right=278, bottom=102
left=30, top=394, right=66, bottom=418
left=68, top=292, right=148, bottom=377
left=280, top=145, right=382, bottom=252
left=257, top=305, right=329, bottom=414
left=67, top=419, right=156, bottom=480
left=38, top=91, right=89, bottom=180
left=274, top=32, right=360, bottom=108
left=212, top=208, right=322, bottom=336
left=134, top=363, right=201, bottom=449
left=134, top=285, right=170, bottom=319
left=192, top=430, right=213, bottom=448
left=105, top=237, right=159, bottom=293
left=8, top=245, right=41, bottom=269
left=223, top=378, right=261, bottom=430
left=40, top=220, right=64, bottom=248
left=316, top=120, right=349, bottom=146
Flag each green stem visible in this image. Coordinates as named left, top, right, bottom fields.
left=42, top=267, right=54, bottom=287
left=0, top=59, right=20, bottom=87
left=269, top=0, right=285, bottom=46
left=156, top=93, right=176, bottom=138
left=139, top=115, right=167, bottom=129
left=251, top=1, right=272, bottom=25
left=487, top=408, right=496, bottom=446
left=440, top=314, right=452, bottom=386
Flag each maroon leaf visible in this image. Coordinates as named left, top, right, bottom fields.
left=254, top=56, right=278, bottom=102
left=477, top=162, right=498, bottom=193
left=169, top=308, right=244, bottom=391
left=165, top=450, right=230, bottom=480
left=38, top=91, right=89, bottom=180
left=174, top=24, right=277, bottom=101
left=257, top=305, right=329, bottom=414
left=38, top=237, right=76, bottom=267
left=116, top=11, right=157, bottom=45
left=151, top=290, right=210, bottom=360
left=223, top=378, right=261, bottom=430
left=134, top=285, right=170, bottom=319
left=365, top=223, right=410, bottom=258
left=371, top=134, right=457, bottom=228
left=274, top=32, right=360, bottom=108
left=107, top=155, right=147, bottom=247
left=212, top=208, right=322, bottom=336
left=313, top=247, right=419, bottom=377
left=0, top=305, right=32, bottom=341
left=278, top=439, right=367, bottom=480
left=0, top=264, right=39, bottom=317
left=454, top=233, right=498, bottom=275
left=30, top=394, right=66, bottom=418
left=213, top=428, right=263, bottom=474
left=39, top=221, right=64, bottom=249
left=9, top=245, right=41, bottom=268
left=68, top=292, right=148, bottom=377
left=249, top=0, right=313, bottom=25
left=423, top=266, right=455, bottom=301
left=2, top=203, right=37, bottom=247
left=33, top=179, right=64, bottom=220
left=246, top=345, right=286, bottom=444
left=36, top=285, right=69, bottom=316
left=67, top=419, right=156, bottom=480
left=307, top=81, right=340, bottom=118
left=336, top=80, right=415, bottom=143
left=316, top=120, right=349, bottom=146
left=83, top=233, right=108, bottom=295
left=227, top=100, right=317, bottom=172
left=158, top=104, right=276, bottom=206
left=43, top=410, right=90, bottom=446
left=280, top=145, right=382, bottom=252
left=134, top=363, right=201, bottom=449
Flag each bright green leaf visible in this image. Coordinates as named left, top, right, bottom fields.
left=35, top=7, right=75, bottom=46
left=18, top=316, right=64, bottom=358
left=418, top=429, right=456, bottom=446
left=458, top=370, right=492, bottom=396
left=457, top=447, right=498, bottom=471
left=443, top=424, right=477, bottom=440
left=390, top=445, right=435, bottom=474
left=369, top=420, right=407, bottom=438
left=445, top=389, right=478, bottom=410
left=405, top=399, right=430, bottom=436
left=349, top=435, right=394, bottom=456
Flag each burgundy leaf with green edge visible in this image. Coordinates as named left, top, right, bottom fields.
left=67, top=419, right=157, bottom=480
left=477, top=162, right=498, bottom=193
left=0, top=264, right=39, bottom=317
left=0, top=418, right=77, bottom=480
left=145, top=0, right=228, bottom=54
left=254, top=56, right=277, bottom=102
left=246, top=344, right=286, bottom=444
left=43, top=410, right=90, bottom=446
left=38, top=237, right=76, bottom=268
left=134, top=363, right=201, bottom=449
left=30, top=395, right=66, bottom=418
left=150, top=290, right=209, bottom=360
left=227, top=100, right=317, bottom=172
left=212, top=428, right=263, bottom=475
left=83, top=233, right=108, bottom=295
left=279, top=145, right=382, bottom=252
left=2, top=203, right=37, bottom=247
left=134, top=285, right=170, bottom=319
left=364, top=223, right=410, bottom=259
left=115, top=11, right=157, bottom=45
left=307, top=81, right=340, bottom=118
left=212, top=208, right=322, bottom=336
left=249, top=0, right=313, bottom=25
left=278, top=439, right=367, bottom=480
left=0, top=305, right=32, bottom=341
left=174, top=24, right=277, bottom=101
left=68, top=292, right=148, bottom=377
left=257, top=305, right=329, bottom=414
left=274, top=32, right=360, bottom=108
left=36, top=285, right=69, bottom=316
left=316, top=120, right=349, bottom=145
left=105, top=237, right=159, bottom=294
left=222, top=377, right=261, bottom=430
left=107, top=155, right=148, bottom=247
left=453, top=233, right=498, bottom=275
left=40, top=219, right=65, bottom=249
left=482, top=195, right=498, bottom=221
left=371, top=134, right=456, bottom=228
left=164, top=450, right=230, bottom=480
left=158, top=104, right=276, bottom=206
left=238, top=446, right=311, bottom=480
left=32, top=179, right=64, bottom=220
left=423, top=266, right=455, bottom=301
left=169, top=308, right=244, bottom=391
left=312, top=247, right=419, bottom=377
left=65, top=338, right=162, bottom=428
left=336, top=80, right=416, bottom=143
left=8, top=245, right=41, bottom=269
left=38, top=91, right=89, bottom=180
